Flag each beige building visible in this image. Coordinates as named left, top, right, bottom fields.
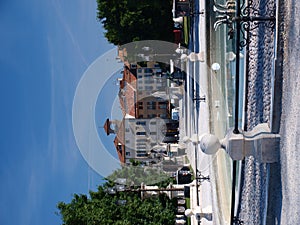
left=104, top=62, right=178, bottom=165
left=135, top=62, right=171, bottom=119
left=105, top=116, right=173, bottom=165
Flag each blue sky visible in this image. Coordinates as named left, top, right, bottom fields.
left=0, top=0, right=120, bottom=224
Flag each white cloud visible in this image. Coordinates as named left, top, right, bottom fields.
left=46, top=37, right=81, bottom=175
left=50, top=0, right=89, bottom=66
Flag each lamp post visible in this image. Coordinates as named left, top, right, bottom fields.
left=193, top=94, right=206, bottom=102
left=182, top=134, right=213, bottom=208
left=106, top=178, right=185, bottom=196
left=196, top=170, right=210, bottom=185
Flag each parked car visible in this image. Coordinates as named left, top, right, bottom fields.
left=176, top=166, right=192, bottom=184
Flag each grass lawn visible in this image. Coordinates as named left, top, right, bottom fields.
left=183, top=16, right=190, bottom=46
left=186, top=197, right=191, bottom=225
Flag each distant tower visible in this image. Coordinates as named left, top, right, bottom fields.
left=103, top=118, right=120, bottom=135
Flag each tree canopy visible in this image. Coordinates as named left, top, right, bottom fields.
left=106, top=164, right=175, bottom=187
left=96, top=0, right=174, bottom=45
left=57, top=164, right=177, bottom=224
left=57, top=185, right=176, bottom=225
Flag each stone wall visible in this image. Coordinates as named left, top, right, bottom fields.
left=236, top=0, right=276, bottom=223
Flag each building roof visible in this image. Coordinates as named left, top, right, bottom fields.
left=114, top=137, right=125, bottom=164
left=113, top=119, right=126, bottom=164
left=103, top=118, right=113, bottom=136
left=117, top=47, right=129, bottom=67
left=118, top=67, right=137, bottom=117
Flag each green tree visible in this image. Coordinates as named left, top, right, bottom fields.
left=96, top=0, right=174, bottom=45
left=57, top=185, right=176, bottom=225
left=106, top=164, right=175, bottom=187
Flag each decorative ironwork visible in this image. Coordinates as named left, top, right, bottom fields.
left=212, top=0, right=276, bottom=134
left=196, top=170, right=210, bottom=185
left=213, top=0, right=276, bottom=48
left=193, top=94, right=206, bottom=102
left=232, top=217, right=244, bottom=224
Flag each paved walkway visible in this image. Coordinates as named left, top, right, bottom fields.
left=178, top=0, right=234, bottom=223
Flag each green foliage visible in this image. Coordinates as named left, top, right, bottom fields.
left=57, top=185, right=176, bottom=225
left=106, top=164, right=175, bottom=187
left=185, top=198, right=191, bottom=225
left=96, top=0, right=174, bottom=45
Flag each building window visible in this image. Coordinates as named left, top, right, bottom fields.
left=145, top=86, right=153, bottom=91
left=136, top=121, right=146, bottom=125
left=144, top=80, right=154, bottom=84
left=138, top=69, right=143, bottom=73
left=136, top=151, right=147, bottom=157
left=136, top=142, right=146, bottom=145
left=136, top=143, right=146, bottom=147
left=136, top=144, right=146, bottom=148
left=126, top=152, right=130, bottom=156
left=126, top=140, right=130, bottom=144
left=158, top=104, right=167, bottom=109
left=125, top=128, right=130, bottom=132
left=147, top=105, right=156, bottom=110
left=136, top=132, right=146, bottom=135
left=138, top=102, right=143, bottom=109
left=147, top=101, right=156, bottom=110
left=158, top=101, right=168, bottom=109
left=159, top=101, right=167, bottom=104
left=144, top=68, right=153, bottom=73
left=138, top=115, right=144, bottom=119
left=137, top=150, right=146, bottom=154
left=137, top=146, right=146, bottom=150
left=150, top=132, right=157, bottom=135
left=147, top=101, right=156, bottom=109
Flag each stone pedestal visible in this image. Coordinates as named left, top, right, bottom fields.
left=221, top=123, right=280, bottom=163
left=199, top=123, right=280, bottom=163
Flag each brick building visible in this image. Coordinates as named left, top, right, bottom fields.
left=104, top=62, right=179, bottom=165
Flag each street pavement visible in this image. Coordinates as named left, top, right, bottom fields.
left=273, top=0, right=300, bottom=223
